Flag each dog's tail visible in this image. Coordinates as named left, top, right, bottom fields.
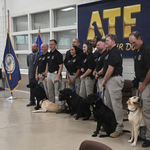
left=123, top=130, right=131, bottom=133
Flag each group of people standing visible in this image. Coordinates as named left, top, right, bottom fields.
left=26, top=31, right=150, bottom=147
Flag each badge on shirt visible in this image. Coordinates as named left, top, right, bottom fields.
left=84, top=59, right=87, bottom=63
left=52, top=56, right=54, bottom=59
left=39, top=58, right=42, bottom=60
left=98, top=57, right=101, bottom=61
left=73, top=59, right=76, bottom=62
left=47, top=56, right=50, bottom=59
left=105, top=55, right=109, bottom=60
left=138, top=55, right=141, bottom=60
left=42, top=57, right=45, bottom=60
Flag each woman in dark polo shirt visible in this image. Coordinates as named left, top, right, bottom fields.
left=66, top=46, right=82, bottom=94
left=79, top=42, right=95, bottom=98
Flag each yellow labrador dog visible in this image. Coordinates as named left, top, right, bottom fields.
left=32, top=100, right=59, bottom=113
left=126, top=96, right=145, bottom=147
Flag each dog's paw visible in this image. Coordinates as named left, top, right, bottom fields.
left=128, top=139, right=133, bottom=143
left=75, top=117, right=79, bottom=120
left=131, top=143, right=136, bottom=147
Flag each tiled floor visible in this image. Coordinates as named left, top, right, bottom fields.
left=0, top=89, right=149, bottom=150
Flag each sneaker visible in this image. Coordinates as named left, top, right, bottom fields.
left=110, top=131, right=122, bottom=138
left=142, top=140, right=150, bottom=147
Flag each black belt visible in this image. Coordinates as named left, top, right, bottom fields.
left=112, top=74, right=122, bottom=77
left=69, top=73, right=75, bottom=75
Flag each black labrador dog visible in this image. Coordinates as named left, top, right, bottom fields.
left=59, top=88, right=91, bottom=120
left=27, top=81, right=47, bottom=110
left=85, top=93, right=117, bottom=137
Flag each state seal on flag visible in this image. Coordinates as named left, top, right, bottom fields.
left=5, top=54, right=15, bottom=74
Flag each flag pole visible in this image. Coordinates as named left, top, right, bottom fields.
left=6, top=10, right=17, bottom=100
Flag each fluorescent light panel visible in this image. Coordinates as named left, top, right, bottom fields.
left=61, top=7, right=75, bottom=11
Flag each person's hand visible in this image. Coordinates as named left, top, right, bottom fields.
left=138, top=83, right=146, bottom=92
left=67, top=79, right=71, bottom=85
left=54, top=76, right=59, bottom=82
left=80, top=75, right=84, bottom=80
left=93, top=70, right=96, bottom=76
left=71, top=79, right=75, bottom=84
left=36, top=75, right=39, bottom=81
left=45, top=77, right=47, bottom=82
left=95, top=74, right=99, bottom=80
left=81, top=68, right=84, bottom=72
left=102, top=80, right=106, bottom=88
left=40, top=75, right=45, bottom=80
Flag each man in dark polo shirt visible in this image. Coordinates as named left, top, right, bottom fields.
left=97, top=34, right=124, bottom=138
left=93, top=39, right=107, bottom=101
left=35, top=43, right=49, bottom=101
left=129, top=31, right=150, bottom=147
left=46, top=39, right=65, bottom=113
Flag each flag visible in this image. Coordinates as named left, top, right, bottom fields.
left=2, top=33, right=21, bottom=92
left=36, top=30, right=43, bottom=54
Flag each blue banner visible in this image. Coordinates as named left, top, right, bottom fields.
left=2, top=33, right=21, bottom=92
left=36, top=30, right=43, bottom=54
left=78, top=0, right=150, bottom=58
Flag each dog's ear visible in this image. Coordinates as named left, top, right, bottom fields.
left=126, top=99, right=130, bottom=104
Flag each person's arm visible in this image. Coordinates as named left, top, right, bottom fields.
left=54, top=64, right=63, bottom=82
left=71, top=69, right=81, bottom=84
left=66, top=70, right=71, bottom=85
left=102, top=65, right=114, bottom=87
left=139, top=69, right=150, bottom=92
left=80, top=69, right=92, bottom=80
left=35, top=66, right=39, bottom=81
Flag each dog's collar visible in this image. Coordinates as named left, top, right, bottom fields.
left=127, top=108, right=138, bottom=114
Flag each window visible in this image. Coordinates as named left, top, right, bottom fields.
left=32, top=11, right=50, bottom=30
left=54, top=6, right=76, bottom=27
left=54, top=30, right=76, bottom=49
left=14, top=35, right=28, bottom=50
left=13, top=15, right=28, bottom=32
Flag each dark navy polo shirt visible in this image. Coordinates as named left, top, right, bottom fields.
left=81, top=53, right=95, bottom=79
left=66, top=55, right=82, bottom=74
left=47, top=49, right=63, bottom=73
left=103, top=46, right=123, bottom=76
left=37, top=52, right=49, bottom=73
left=134, top=43, right=150, bottom=81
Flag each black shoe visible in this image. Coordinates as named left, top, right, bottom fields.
left=34, top=106, right=41, bottom=110
left=142, top=140, right=150, bottom=147
left=26, top=102, right=35, bottom=107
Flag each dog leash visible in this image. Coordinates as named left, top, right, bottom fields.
left=34, top=82, right=42, bottom=89
left=95, top=87, right=105, bottom=103
left=72, top=80, right=81, bottom=93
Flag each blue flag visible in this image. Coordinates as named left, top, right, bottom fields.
left=36, top=30, right=43, bottom=54
left=2, top=33, right=21, bottom=92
